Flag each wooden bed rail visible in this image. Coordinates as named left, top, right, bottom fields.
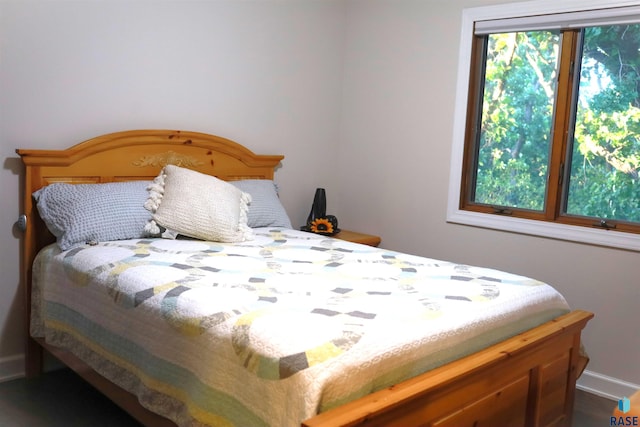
left=303, top=310, right=593, bottom=427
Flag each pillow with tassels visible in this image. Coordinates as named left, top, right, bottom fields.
left=144, top=165, right=253, bottom=242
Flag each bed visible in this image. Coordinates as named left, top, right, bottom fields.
left=17, top=129, right=593, bottom=427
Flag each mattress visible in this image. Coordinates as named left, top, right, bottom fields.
left=31, top=228, right=571, bottom=427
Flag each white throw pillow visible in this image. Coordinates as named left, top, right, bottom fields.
left=144, top=165, right=253, bottom=242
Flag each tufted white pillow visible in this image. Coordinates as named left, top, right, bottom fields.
left=144, top=165, right=253, bottom=242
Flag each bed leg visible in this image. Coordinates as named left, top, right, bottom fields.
left=25, top=337, right=44, bottom=378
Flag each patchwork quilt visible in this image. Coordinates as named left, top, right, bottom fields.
left=31, top=228, right=570, bottom=427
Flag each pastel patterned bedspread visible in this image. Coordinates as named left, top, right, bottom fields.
left=31, top=228, right=570, bottom=427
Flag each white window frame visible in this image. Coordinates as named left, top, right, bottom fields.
left=447, top=0, right=640, bottom=252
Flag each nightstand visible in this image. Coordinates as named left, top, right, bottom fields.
left=332, top=229, right=381, bottom=247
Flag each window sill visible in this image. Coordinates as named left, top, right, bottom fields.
left=446, top=208, right=640, bottom=252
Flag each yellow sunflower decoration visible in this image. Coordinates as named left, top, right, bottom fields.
left=310, top=218, right=334, bottom=234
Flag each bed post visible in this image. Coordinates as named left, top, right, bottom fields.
left=17, top=160, right=45, bottom=377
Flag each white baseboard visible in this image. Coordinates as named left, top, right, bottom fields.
left=577, top=369, right=640, bottom=401
left=0, top=354, right=24, bottom=382
left=0, top=352, right=66, bottom=383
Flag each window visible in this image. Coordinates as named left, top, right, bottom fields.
left=448, top=1, right=640, bottom=251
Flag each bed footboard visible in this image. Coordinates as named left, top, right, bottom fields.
left=303, top=310, right=593, bottom=427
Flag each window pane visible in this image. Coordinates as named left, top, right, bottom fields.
left=566, top=24, right=640, bottom=222
left=473, top=31, right=560, bottom=211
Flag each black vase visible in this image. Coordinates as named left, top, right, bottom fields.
left=306, top=188, right=327, bottom=225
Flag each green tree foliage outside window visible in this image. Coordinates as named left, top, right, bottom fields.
left=568, top=25, right=640, bottom=222
left=471, top=24, right=640, bottom=225
left=475, top=31, right=559, bottom=211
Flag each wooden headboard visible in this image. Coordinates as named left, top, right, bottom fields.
left=16, top=129, right=284, bottom=375
left=17, top=128, right=284, bottom=245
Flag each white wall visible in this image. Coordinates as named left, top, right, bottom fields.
left=1, top=0, right=638, bottom=400
left=337, top=0, right=640, bottom=399
left=0, top=0, right=346, bottom=378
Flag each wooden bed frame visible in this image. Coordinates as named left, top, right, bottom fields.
left=17, top=129, right=593, bottom=427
